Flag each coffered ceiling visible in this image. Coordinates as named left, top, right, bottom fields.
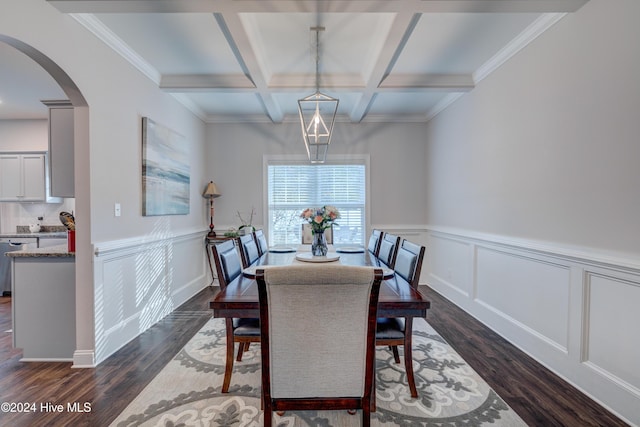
left=0, top=0, right=588, bottom=122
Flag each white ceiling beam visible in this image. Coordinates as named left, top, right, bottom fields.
left=48, top=0, right=589, bottom=14
left=47, top=0, right=589, bottom=123
left=215, top=12, right=284, bottom=122
left=160, top=72, right=474, bottom=92
left=269, top=73, right=365, bottom=90
left=349, top=12, right=420, bottom=122
left=379, top=74, right=474, bottom=91
left=160, top=74, right=256, bottom=92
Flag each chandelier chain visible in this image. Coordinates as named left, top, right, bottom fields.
left=311, top=26, right=324, bottom=93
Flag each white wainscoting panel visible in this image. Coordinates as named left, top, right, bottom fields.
left=170, top=236, right=208, bottom=302
left=585, top=272, right=640, bottom=393
left=475, top=247, right=571, bottom=351
left=93, top=230, right=208, bottom=364
left=426, top=233, right=473, bottom=297
left=425, top=226, right=640, bottom=426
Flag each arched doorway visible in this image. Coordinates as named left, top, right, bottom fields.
left=0, top=34, right=93, bottom=367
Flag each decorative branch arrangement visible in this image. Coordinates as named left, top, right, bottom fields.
left=224, top=207, right=257, bottom=237
left=237, top=207, right=255, bottom=230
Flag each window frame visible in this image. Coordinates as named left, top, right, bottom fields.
left=263, top=154, right=371, bottom=246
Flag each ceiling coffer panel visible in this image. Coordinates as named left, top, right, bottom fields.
left=2, top=0, right=589, bottom=121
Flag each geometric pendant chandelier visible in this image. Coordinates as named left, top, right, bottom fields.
left=298, top=26, right=339, bottom=164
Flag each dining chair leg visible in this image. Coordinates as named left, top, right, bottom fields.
left=371, top=365, right=377, bottom=412
left=403, top=317, right=418, bottom=398
left=236, top=342, right=246, bottom=361
left=391, top=345, right=400, bottom=364
left=263, top=404, right=272, bottom=426
left=222, top=319, right=235, bottom=393
left=363, top=404, right=371, bottom=427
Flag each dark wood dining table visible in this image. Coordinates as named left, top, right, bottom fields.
left=209, top=248, right=431, bottom=319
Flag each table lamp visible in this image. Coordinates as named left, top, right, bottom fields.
left=203, top=181, right=221, bottom=238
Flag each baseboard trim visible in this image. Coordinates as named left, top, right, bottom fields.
left=20, top=357, right=74, bottom=362
left=72, top=349, right=96, bottom=368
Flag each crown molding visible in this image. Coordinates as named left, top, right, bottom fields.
left=70, top=13, right=161, bottom=84
left=169, top=94, right=208, bottom=122
left=426, top=93, right=465, bottom=122
left=425, top=13, right=567, bottom=122
left=474, top=13, right=567, bottom=83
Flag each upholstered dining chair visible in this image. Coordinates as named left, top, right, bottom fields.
left=376, top=238, right=426, bottom=398
left=301, top=223, right=333, bottom=244
left=367, top=229, right=384, bottom=257
left=254, top=229, right=269, bottom=256
left=256, top=265, right=383, bottom=427
left=210, top=239, right=260, bottom=393
left=238, top=232, right=260, bottom=268
left=376, top=232, right=400, bottom=268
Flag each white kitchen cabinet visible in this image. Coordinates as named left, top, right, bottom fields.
left=43, top=100, right=74, bottom=198
left=0, top=153, right=46, bottom=201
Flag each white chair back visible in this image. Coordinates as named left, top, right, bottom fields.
left=257, top=265, right=381, bottom=398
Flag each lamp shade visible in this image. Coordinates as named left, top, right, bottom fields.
left=202, top=181, right=221, bottom=199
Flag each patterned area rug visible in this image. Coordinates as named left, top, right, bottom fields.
left=110, top=317, right=526, bottom=426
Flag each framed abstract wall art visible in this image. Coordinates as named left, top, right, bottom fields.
left=142, top=117, right=190, bottom=216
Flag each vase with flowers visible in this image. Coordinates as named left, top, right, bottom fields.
left=300, top=205, right=340, bottom=256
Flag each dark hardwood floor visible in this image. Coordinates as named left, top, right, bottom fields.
left=0, top=292, right=212, bottom=427
left=0, top=287, right=629, bottom=426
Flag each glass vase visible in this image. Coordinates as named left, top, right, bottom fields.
left=311, top=231, right=328, bottom=256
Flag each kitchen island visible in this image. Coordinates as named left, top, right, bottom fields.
left=7, top=244, right=75, bottom=361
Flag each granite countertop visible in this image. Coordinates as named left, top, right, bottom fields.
left=5, top=244, right=75, bottom=258
left=1, top=225, right=68, bottom=239
left=0, top=232, right=68, bottom=239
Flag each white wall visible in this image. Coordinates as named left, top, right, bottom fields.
left=0, top=120, right=47, bottom=151
left=206, top=121, right=429, bottom=232
left=424, top=1, right=640, bottom=424
left=426, top=0, right=640, bottom=258
left=1, top=0, right=210, bottom=365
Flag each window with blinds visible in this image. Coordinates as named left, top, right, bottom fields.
left=267, top=161, right=366, bottom=246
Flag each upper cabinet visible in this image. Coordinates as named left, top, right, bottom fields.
left=42, top=100, right=74, bottom=198
left=0, top=153, right=47, bottom=201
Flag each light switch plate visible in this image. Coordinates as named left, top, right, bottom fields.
left=114, top=203, right=121, bottom=217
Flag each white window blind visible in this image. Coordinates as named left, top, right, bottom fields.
left=268, top=161, right=366, bottom=246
